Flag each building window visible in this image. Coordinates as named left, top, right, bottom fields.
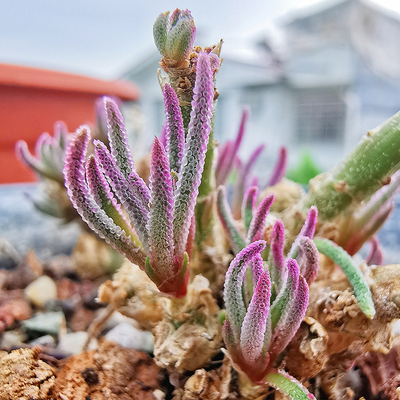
left=295, top=86, right=347, bottom=143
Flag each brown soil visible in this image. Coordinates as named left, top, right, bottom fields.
left=0, top=340, right=164, bottom=400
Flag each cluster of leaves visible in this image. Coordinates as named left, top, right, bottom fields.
left=63, top=50, right=216, bottom=298
left=222, top=206, right=319, bottom=398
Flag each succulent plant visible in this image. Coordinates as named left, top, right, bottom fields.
left=63, top=50, right=217, bottom=298
left=15, top=7, right=400, bottom=400
left=222, top=240, right=314, bottom=399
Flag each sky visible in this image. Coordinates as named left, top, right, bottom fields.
left=1, top=0, right=400, bottom=79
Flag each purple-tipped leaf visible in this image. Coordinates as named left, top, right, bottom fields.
left=268, top=219, right=287, bottom=292
left=288, top=206, right=318, bottom=258
left=163, top=83, right=185, bottom=174
left=268, top=275, right=309, bottom=359
left=216, top=186, right=245, bottom=254
left=54, top=121, right=69, bottom=150
left=224, top=241, right=266, bottom=339
left=242, top=186, right=258, bottom=232
left=85, top=155, right=140, bottom=247
left=94, top=140, right=150, bottom=253
left=103, top=98, right=138, bottom=180
left=346, top=171, right=400, bottom=255
left=63, top=127, right=146, bottom=267
left=232, top=143, right=265, bottom=219
left=267, top=146, right=287, bottom=187
left=246, top=194, right=275, bottom=244
left=296, top=237, right=319, bottom=285
left=269, top=259, right=299, bottom=333
left=240, top=270, right=271, bottom=365
left=366, top=236, right=384, bottom=266
left=173, top=52, right=214, bottom=262
left=216, top=107, right=248, bottom=186
left=148, top=137, right=176, bottom=281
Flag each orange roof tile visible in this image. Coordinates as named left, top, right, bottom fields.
left=0, top=63, right=140, bottom=100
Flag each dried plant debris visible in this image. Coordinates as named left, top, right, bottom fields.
left=53, top=339, right=163, bottom=400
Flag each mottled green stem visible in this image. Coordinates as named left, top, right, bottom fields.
left=194, top=108, right=216, bottom=249
left=302, top=111, right=400, bottom=220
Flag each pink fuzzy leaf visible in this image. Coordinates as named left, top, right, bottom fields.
left=148, top=137, right=175, bottom=282
left=216, top=107, right=249, bottom=186
left=94, top=140, right=150, bottom=253
left=224, top=240, right=266, bottom=340
left=85, top=155, right=139, bottom=247
left=268, top=275, right=309, bottom=360
left=173, top=52, right=214, bottom=263
left=63, top=126, right=146, bottom=267
left=240, top=270, right=271, bottom=365
left=269, top=259, right=299, bottom=333
left=267, top=146, right=287, bottom=187
left=163, top=83, right=185, bottom=174
left=246, top=194, right=275, bottom=244
left=103, top=97, right=135, bottom=176
left=232, top=143, right=265, bottom=219
left=268, top=219, right=287, bottom=292
left=296, top=237, right=319, bottom=285
left=288, top=206, right=318, bottom=258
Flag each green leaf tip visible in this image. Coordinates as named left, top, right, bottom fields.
left=264, top=370, right=316, bottom=400
left=314, top=238, right=376, bottom=318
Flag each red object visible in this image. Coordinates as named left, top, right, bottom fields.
left=0, top=63, right=140, bottom=183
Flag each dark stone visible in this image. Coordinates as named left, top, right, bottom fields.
left=81, top=367, right=99, bottom=386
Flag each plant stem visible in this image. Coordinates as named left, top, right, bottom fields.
left=301, top=111, right=400, bottom=221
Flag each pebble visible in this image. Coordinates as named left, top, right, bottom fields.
left=24, top=275, right=58, bottom=308
left=57, top=331, right=98, bottom=355
left=29, top=334, right=56, bottom=348
left=22, top=311, right=65, bottom=336
left=0, top=239, right=21, bottom=270
left=0, top=330, right=27, bottom=350
left=105, top=322, right=154, bottom=353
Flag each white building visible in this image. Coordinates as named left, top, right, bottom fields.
left=123, top=0, right=400, bottom=175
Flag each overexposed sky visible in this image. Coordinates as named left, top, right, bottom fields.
left=0, top=0, right=399, bottom=78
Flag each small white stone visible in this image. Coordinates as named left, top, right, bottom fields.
left=25, top=275, right=57, bottom=308
left=57, top=331, right=98, bottom=356
left=105, top=322, right=154, bottom=353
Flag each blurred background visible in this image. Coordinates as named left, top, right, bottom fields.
left=1, top=0, right=400, bottom=261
